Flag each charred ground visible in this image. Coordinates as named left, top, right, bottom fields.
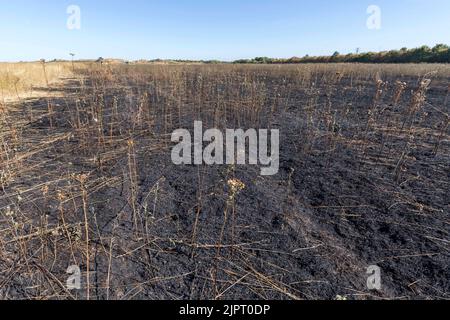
left=0, top=63, right=449, bottom=300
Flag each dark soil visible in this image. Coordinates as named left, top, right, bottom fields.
left=0, top=64, right=449, bottom=300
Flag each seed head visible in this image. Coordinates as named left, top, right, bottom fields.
left=227, top=178, right=246, bottom=195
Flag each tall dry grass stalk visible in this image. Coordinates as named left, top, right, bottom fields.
left=74, top=173, right=90, bottom=300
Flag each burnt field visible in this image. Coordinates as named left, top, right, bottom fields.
left=0, top=63, right=449, bottom=300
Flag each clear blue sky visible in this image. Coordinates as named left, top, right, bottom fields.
left=1, top=0, right=449, bottom=61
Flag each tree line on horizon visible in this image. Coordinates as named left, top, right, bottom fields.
left=233, top=44, right=450, bottom=64
left=24, top=44, right=449, bottom=65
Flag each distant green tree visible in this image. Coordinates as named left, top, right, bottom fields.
left=433, top=44, right=449, bottom=52
left=233, top=44, right=450, bottom=64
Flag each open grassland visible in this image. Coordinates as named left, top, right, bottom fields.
left=0, top=61, right=92, bottom=101
left=0, top=62, right=449, bottom=300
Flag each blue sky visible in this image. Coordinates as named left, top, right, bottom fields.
left=0, top=0, right=449, bottom=61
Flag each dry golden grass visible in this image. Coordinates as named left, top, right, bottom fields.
left=0, top=61, right=92, bottom=102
